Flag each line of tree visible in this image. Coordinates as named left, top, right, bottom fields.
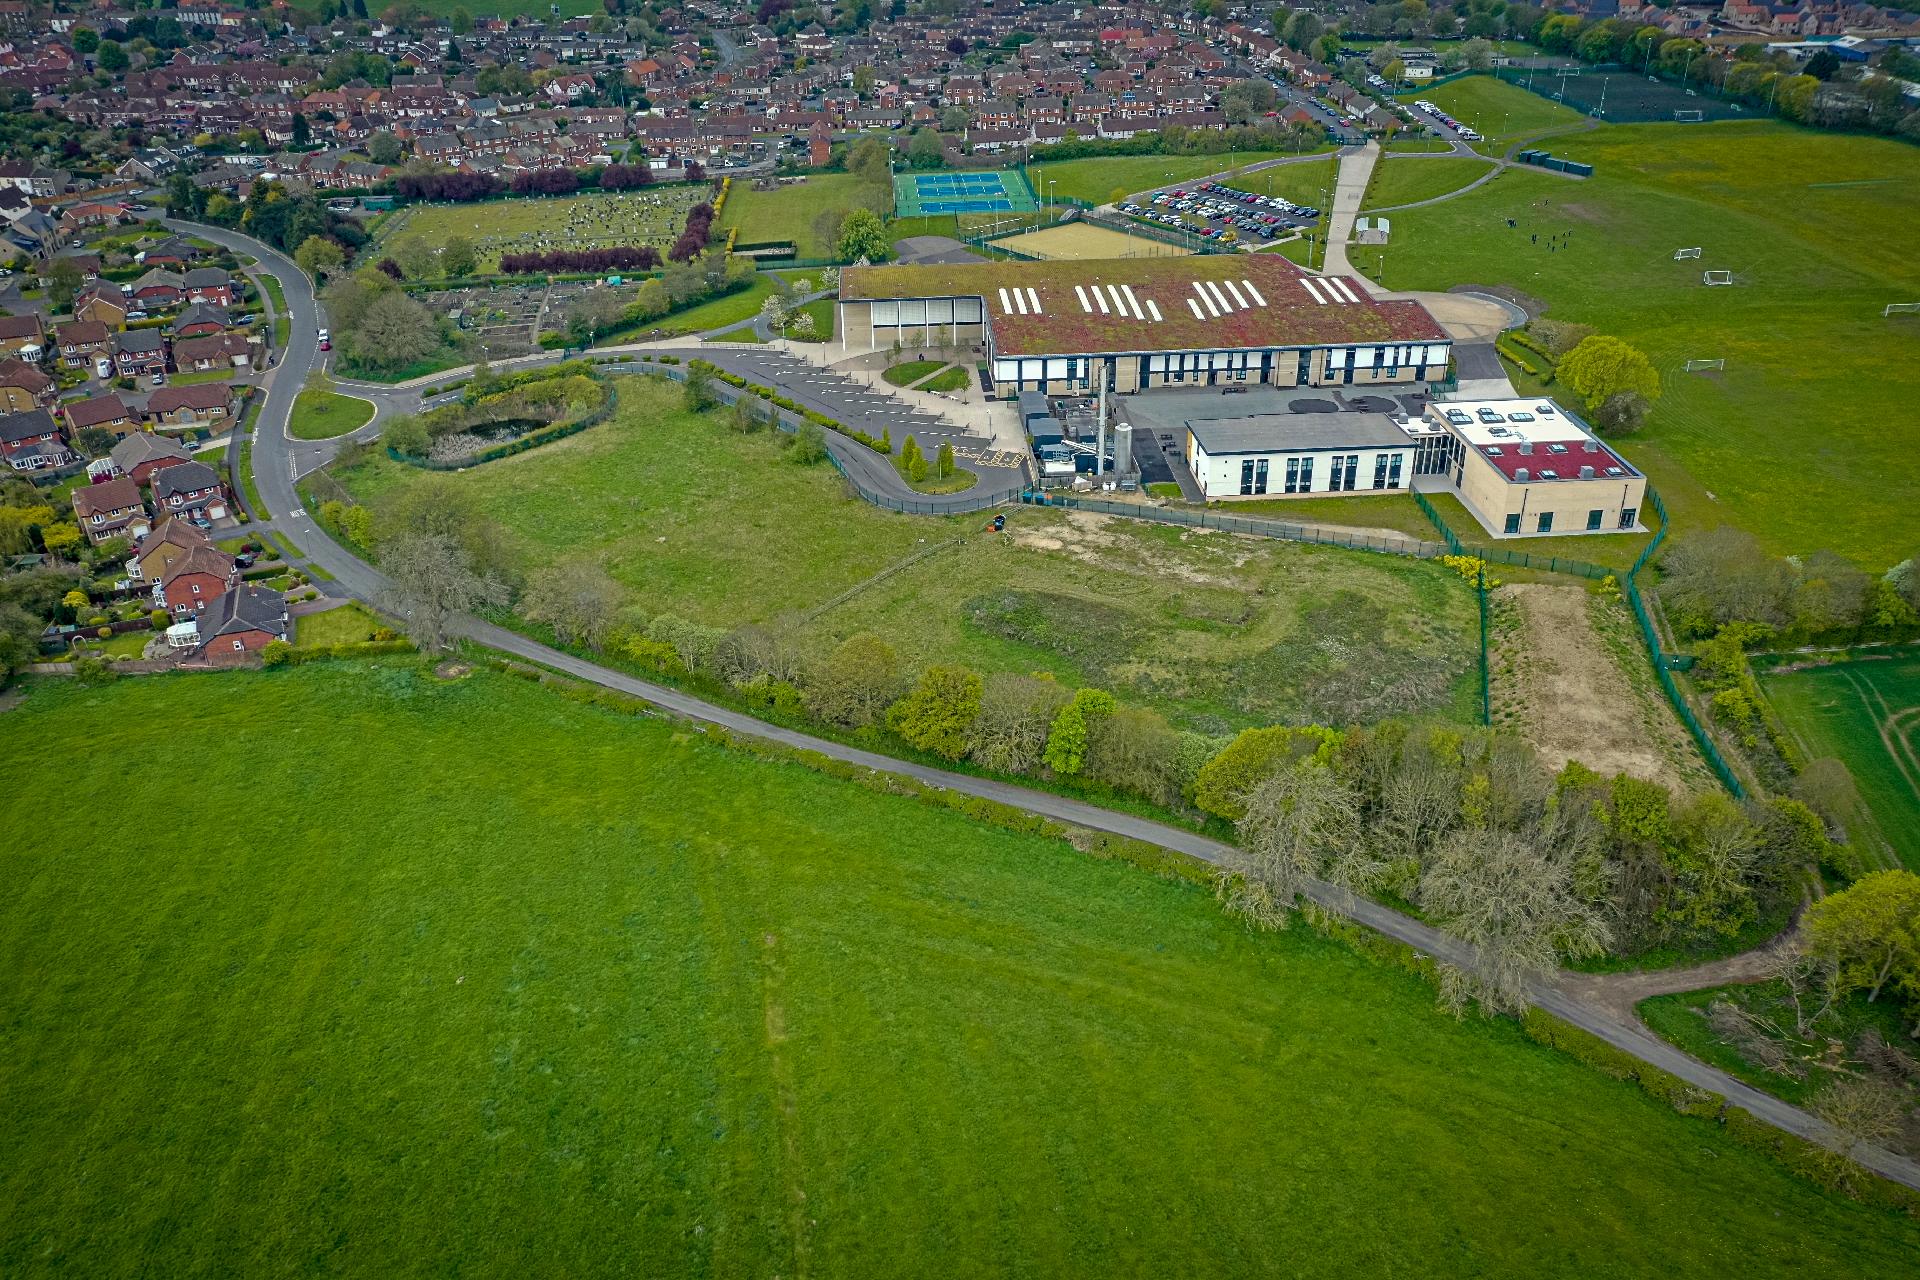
left=510, top=168, right=580, bottom=197
left=669, top=200, right=716, bottom=263
left=498, top=245, right=663, bottom=275
left=388, top=162, right=706, bottom=208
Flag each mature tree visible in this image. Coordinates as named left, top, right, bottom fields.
left=682, top=361, right=716, bottom=412
left=836, top=207, right=892, bottom=263
left=439, top=235, right=477, bottom=280
left=844, top=135, right=891, bottom=187
left=75, top=426, right=115, bottom=458
left=522, top=559, right=622, bottom=649
left=1461, top=37, right=1496, bottom=71
left=1557, top=335, right=1660, bottom=417
left=0, top=602, right=41, bottom=684
left=1281, top=10, right=1324, bottom=52
left=382, top=412, right=429, bottom=457
left=72, top=26, right=100, bottom=54
left=1419, top=828, right=1611, bottom=1015
left=906, top=127, right=944, bottom=168
left=295, top=234, right=346, bottom=279
left=1659, top=525, right=1795, bottom=633
left=1810, top=1077, right=1911, bottom=1181
left=1219, top=758, right=1365, bottom=928
left=1668, top=791, right=1759, bottom=939
left=1083, top=705, right=1182, bottom=804
left=46, top=258, right=85, bottom=312
left=1221, top=79, right=1277, bottom=124
left=805, top=630, right=902, bottom=727
left=1803, top=869, right=1920, bottom=1003
left=392, top=236, right=440, bottom=281
left=291, top=112, right=312, bottom=148
left=968, top=672, right=1071, bottom=774
left=366, top=131, right=403, bottom=165
left=887, top=664, right=982, bottom=760
left=96, top=40, right=129, bottom=73
left=1790, top=758, right=1861, bottom=837
left=1042, top=687, right=1116, bottom=776
left=1194, top=725, right=1310, bottom=820
left=1592, top=390, right=1651, bottom=435
left=1790, top=549, right=1873, bottom=636
left=352, top=289, right=440, bottom=371
left=939, top=105, right=968, bottom=132
left=564, top=288, right=624, bottom=345
left=379, top=531, right=506, bottom=651
left=788, top=421, right=829, bottom=464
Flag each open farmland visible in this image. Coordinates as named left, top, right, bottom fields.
left=1369, top=118, right=1920, bottom=570
left=325, top=376, right=1480, bottom=732
left=1759, top=654, right=1920, bottom=871
left=372, top=185, right=704, bottom=273
left=3, top=664, right=1918, bottom=1277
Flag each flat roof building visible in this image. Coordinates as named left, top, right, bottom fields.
left=837, top=254, right=1451, bottom=398
left=1422, top=397, right=1647, bottom=538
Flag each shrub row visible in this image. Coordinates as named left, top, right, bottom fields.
left=1494, top=334, right=1554, bottom=383
left=1519, top=1008, right=1726, bottom=1119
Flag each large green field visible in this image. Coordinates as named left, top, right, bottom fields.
left=326, top=376, right=1480, bottom=731
left=1400, top=75, right=1588, bottom=152
left=374, top=186, right=704, bottom=273
left=1371, top=115, right=1920, bottom=570
left=3, top=664, right=1918, bottom=1275
left=1759, top=654, right=1920, bottom=870
left=720, top=173, right=885, bottom=258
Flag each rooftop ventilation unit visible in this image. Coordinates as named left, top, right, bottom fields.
left=1518, top=440, right=1533, bottom=455
left=1583, top=439, right=1599, bottom=453
left=1516, top=467, right=1530, bottom=482
left=1578, top=465, right=1595, bottom=478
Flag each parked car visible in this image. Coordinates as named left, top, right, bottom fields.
left=150, top=372, right=166, bottom=387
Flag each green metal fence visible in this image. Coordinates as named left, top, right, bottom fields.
left=1413, top=485, right=1745, bottom=796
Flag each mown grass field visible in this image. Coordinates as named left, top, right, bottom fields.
left=1371, top=118, right=1920, bottom=569
left=374, top=187, right=704, bottom=272
left=720, top=173, right=883, bottom=258
left=1027, top=150, right=1294, bottom=204
left=287, top=388, right=376, bottom=441
left=1759, top=654, right=1920, bottom=870
left=292, top=601, right=386, bottom=649
left=1362, top=156, right=1496, bottom=210
left=1399, top=75, right=1588, bottom=151
left=3, top=664, right=1918, bottom=1276
left=328, top=376, right=1479, bottom=732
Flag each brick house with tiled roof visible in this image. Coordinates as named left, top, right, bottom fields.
left=157, top=541, right=236, bottom=616
left=72, top=474, right=149, bottom=544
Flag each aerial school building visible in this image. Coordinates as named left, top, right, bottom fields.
left=836, top=255, right=1453, bottom=397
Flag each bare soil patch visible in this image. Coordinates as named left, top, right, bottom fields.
left=1492, top=582, right=1694, bottom=789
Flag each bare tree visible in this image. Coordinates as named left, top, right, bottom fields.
left=1810, top=1077, right=1910, bottom=1185
left=379, top=531, right=507, bottom=652
left=1759, top=945, right=1838, bottom=1038
left=1218, top=760, right=1363, bottom=929
left=522, top=559, right=622, bottom=650
left=1418, top=829, right=1612, bottom=1016
left=968, top=673, right=1071, bottom=775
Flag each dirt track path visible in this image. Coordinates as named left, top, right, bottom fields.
left=1559, top=930, right=1800, bottom=1025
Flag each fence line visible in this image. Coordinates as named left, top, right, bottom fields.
left=1412, top=485, right=1744, bottom=796
left=1019, top=493, right=1448, bottom=558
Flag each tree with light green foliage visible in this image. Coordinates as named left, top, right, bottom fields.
left=1558, top=334, right=1661, bottom=419
left=835, top=208, right=892, bottom=263
left=1804, top=869, right=1920, bottom=1004
left=1042, top=687, right=1116, bottom=776
left=887, top=665, right=982, bottom=760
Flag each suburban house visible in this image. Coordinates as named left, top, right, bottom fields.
left=182, top=267, right=234, bottom=306
left=144, top=384, right=234, bottom=430
left=71, top=474, right=150, bottom=544
left=63, top=393, right=138, bottom=439
left=114, top=329, right=168, bottom=377
left=127, top=514, right=213, bottom=585
left=148, top=459, right=230, bottom=522
left=193, top=584, right=289, bottom=664
left=0, top=313, right=45, bottom=361
left=73, top=283, right=129, bottom=329
left=0, top=356, right=55, bottom=411
left=156, top=541, right=236, bottom=616
left=169, top=304, right=231, bottom=339
left=127, top=268, right=186, bottom=310
left=172, top=332, right=255, bottom=373
left=0, top=407, right=75, bottom=472
left=110, top=431, right=193, bottom=486
left=55, top=319, right=113, bottom=369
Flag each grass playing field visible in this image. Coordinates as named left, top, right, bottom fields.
left=374, top=186, right=704, bottom=273
left=1026, top=151, right=1296, bottom=205
left=1369, top=116, right=1920, bottom=570
left=1399, top=75, right=1588, bottom=152
left=993, top=221, right=1191, bottom=260
left=1361, top=156, right=1497, bottom=210
left=1758, top=654, right=1920, bottom=871
left=720, top=174, right=886, bottom=258
left=325, top=376, right=1480, bottom=732
left=3, top=663, right=1918, bottom=1276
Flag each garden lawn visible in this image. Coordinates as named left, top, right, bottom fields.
left=2, top=665, right=1918, bottom=1277
left=1027, top=151, right=1293, bottom=204
left=291, top=602, right=387, bottom=649
left=1758, top=654, right=1920, bottom=871
left=1362, top=156, right=1496, bottom=210
left=918, top=365, right=969, bottom=393
left=326, top=376, right=1480, bottom=732
left=287, top=388, right=376, bottom=441
left=779, top=296, right=835, bottom=342
left=720, top=174, right=884, bottom=258
left=1397, top=75, right=1587, bottom=152
left=1370, top=120, right=1920, bottom=569
left=634, top=275, right=777, bottom=338
left=167, top=368, right=234, bottom=386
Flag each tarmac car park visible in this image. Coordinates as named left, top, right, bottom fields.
left=1413, top=99, right=1482, bottom=142
left=1118, top=183, right=1321, bottom=243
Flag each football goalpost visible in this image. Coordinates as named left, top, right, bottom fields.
left=1684, top=358, right=1725, bottom=372
left=1887, top=302, right=1920, bottom=316
left=1673, top=247, right=1702, bottom=260
left=1702, top=270, right=1734, bottom=286
left=1674, top=109, right=1705, bottom=123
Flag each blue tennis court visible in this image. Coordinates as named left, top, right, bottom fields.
left=894, top=169, right=1039, bottom=217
